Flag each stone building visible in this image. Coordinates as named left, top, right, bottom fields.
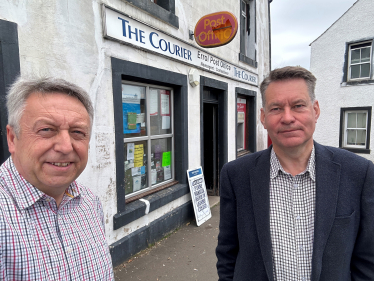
left=0, top=0, right=271, bottom=265
left=311, top=0, right=373, bottom=162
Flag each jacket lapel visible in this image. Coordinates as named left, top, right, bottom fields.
left=311, top=143, right=341, bottom=281
left=250, top=147, right=274, bottom=281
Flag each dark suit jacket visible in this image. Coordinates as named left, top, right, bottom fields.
left=216, top=142, right=374, bottom=281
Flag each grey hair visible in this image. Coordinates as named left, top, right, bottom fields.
left=260, top=66, right=317, bottom=108
left=6, top=76, right=94, bottom=137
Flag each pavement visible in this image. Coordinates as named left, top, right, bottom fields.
left=114, top=196, right=220, bottom=281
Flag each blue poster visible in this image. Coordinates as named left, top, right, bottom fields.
left=123, top=103, right=141, bottom=134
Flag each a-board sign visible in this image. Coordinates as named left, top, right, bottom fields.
left=194, top=11, right=238, bottom=48
left=187, top=167, right=212, bottom=226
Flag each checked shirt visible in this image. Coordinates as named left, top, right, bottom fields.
left=269, top=147, right=316, bottom=281
left=0, top=157, right=114, bottom=280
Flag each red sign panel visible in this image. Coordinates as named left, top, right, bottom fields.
left=194, top=11, right=238, bottom=48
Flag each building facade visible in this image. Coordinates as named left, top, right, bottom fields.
left=311, top=0, right=374, bottom=162
left=0, top=0, right=270, bottom=265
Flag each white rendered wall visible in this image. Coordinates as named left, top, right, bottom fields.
left=310, top=0, right=374, bottom=162
left=0, top=0, right=269, bottom=244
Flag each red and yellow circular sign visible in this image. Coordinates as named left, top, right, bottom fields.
left=194, top=11, right=238, bottom=48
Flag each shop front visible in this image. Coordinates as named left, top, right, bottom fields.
left=0, top=0, right=270, bottom=267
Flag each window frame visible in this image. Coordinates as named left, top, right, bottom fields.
left=343, top=38, right=374, bottom=85
left=235, top=87, right=256, bottom=158
left=118, top=0, right=178, bottom=28
left=111, top=58, right=188, bottom=218
left=339, top=106, right=372, bottom=154
left=348, top=41, right=372, bottom=81
left=122, top=81, right=175, bottom=199
left=239, top=0, right=257, bottom=68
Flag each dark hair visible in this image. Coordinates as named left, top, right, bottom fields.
left=260, top=66, right=317, bottom=108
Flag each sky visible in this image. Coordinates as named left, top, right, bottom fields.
left=270, top=0, right=358, bottom=70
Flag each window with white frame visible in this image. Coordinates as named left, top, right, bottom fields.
left=348, top=41, right=372, bottom=81
left=122, top=82, right=174, bottom=197
left=340, top=107, right=372, bottom=152
left=239, top=0, right=256, bottom=67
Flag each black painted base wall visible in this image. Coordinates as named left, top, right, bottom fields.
left=110, top=200, right=194, bottom=267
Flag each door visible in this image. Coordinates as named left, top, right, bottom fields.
left=203, top=89, right=219, bottom=196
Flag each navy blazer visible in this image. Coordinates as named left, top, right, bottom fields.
left=216, top=142, right=374, bottom=281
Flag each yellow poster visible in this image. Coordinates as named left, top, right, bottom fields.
left=134, top=144, right=144, bottom=167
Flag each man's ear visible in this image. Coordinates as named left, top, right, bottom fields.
left=260, top=108, right=267, bottom=129
left=313, top=100, right=320, bottom=122
left=6, top=125, right=17, bottom=154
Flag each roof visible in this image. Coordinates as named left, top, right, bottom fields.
left=309, top=0, right=359, bottom=46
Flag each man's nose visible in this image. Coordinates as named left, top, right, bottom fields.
left=54, top=130, right=73, bottom=154
left=281, top=108, right=295, bottom=124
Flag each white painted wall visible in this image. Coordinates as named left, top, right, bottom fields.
left=0, top=0, right=270, bottom=244
left=310, top=0, right=374, bottom=162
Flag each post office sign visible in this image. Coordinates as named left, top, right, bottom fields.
left=194, top=11, right=238, bottom=48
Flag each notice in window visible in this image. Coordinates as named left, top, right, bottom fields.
left=133, top=175, right=141, bottom=192
left=161, top=92, right=170, bottom=116
left=154, top=144, right=162, bottom=160
left=150, top=89, right=158, bottom=116
left=134, top=144, right=144, bottom=167
left=131, top=167, right=141, bottom=176
left=127, top=112, right=137, bottom=130
left=127, top=143, right=135, bottom=160
left=162, top=116, right=170, bottom=129
left=162, top=151, right=171, bottom=167
left=151, top=169, right=157, bottom=184
left=164, top=165, right=171, bottom=180
left=136, top=113, right=145, bottom=124
left=141, top=166, right=146, bottom=175
left=123, top=103, right=141, bottom=134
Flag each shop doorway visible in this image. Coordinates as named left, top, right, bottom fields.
left=200, top=77, right=228, bottom=197
left=203, top=102, right=218, bottom=195
left=202, top=88, right=221, bottom=196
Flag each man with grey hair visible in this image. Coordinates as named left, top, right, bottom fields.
left=0, top=77, right=114, bottom=280
left=216, top=66, right=374, bottom=280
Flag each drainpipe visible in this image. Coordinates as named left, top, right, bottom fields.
left=268, top=0, right=273, bottom=71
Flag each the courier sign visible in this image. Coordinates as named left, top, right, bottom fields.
left=194, top=11, right=238, bottom=48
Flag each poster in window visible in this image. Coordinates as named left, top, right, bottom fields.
left=127, top=143, right=135, bottom=160
left=123, top=103, right=141, bottom=134
left=151, top=169, right=157, bottom=184
left=133, top=175, right=141, bottom=192
left=122, top=85, right=142, bottom=134
left=162, top=151, right=171, bottom=167
left=162, top=116, right=170, bottom=130
left=164, top=165, right=171, bottom=180
left=150, top=89, right=158, bottom=116
left=160, top=91, right=170, bottom=116
left=134, top=144, right=144, bottom=167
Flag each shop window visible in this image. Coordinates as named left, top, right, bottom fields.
left=237, top=98, right=246, bottom=151
left=340, top=107, right=371, bottom=154
left=236, top=88, right=256, bottom=157
left=348, top=41, right=372, bottom=81
left=239, top=0, right=257, bottom=68
left=120, top=0, right=178, bottom=28
left=122, top=82, right=174, bottom=198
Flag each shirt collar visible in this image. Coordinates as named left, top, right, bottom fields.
left=270, top=146, right=316, bottom=181
left=2, top=157, right=81, bottom=210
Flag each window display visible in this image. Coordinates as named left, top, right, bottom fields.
left=122, top=82, right=174, bottom=197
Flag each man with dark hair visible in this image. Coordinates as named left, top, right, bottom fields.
left=1, top=77, right=114, bottom=280
left=216, top=66, right=374, bottom=280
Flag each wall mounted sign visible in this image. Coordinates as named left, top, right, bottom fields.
left=187, top=167, right=211, bottom=226
left=102, top=5, right=257, bottom=86
left=194, top=11, right=238, bottom=48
